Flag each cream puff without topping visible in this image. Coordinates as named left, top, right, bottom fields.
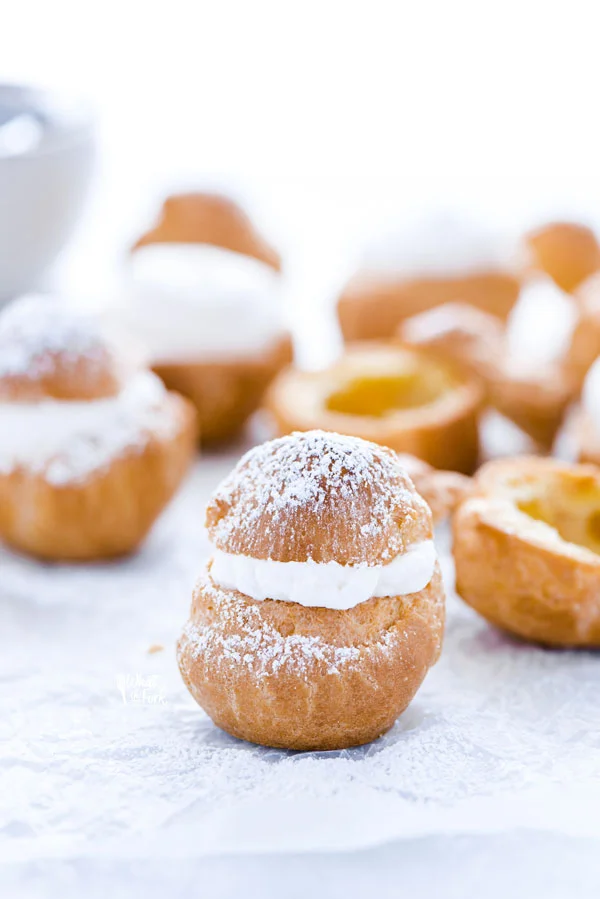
left=177, top=430, right=445, bottom=750
left=0, top=295, right=196, bottom=561
left=453, top=456, right=600, bottom=646
left=266, top=344, right=483, bottom=474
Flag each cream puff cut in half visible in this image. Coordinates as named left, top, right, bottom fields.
left=266, top=344, right=483, bottom=473
left=453, top=456, right=600, bottom=646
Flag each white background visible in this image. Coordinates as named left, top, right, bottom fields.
left=3, top=3, right=600, bottom=897
left=4, top=0, right=600, bottom=293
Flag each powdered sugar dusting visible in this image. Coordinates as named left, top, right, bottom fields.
left=209, top=430, right=429, bottom=564
left=0, top=294, right=111, bottom=383
left=180, top=579, right=367, bottom=679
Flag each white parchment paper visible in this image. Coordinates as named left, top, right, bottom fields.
left=1, top=454, right=600, bottom=864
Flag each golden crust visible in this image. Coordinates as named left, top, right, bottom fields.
left=154, top=334, right=292, bottom=445
left=133, top=192, right=281, bottom=271
left=453, top=456, right=600, bottom=646
left=177, top=563, right=445, bottom=751
left=398, top=303, right=574, bottom=447
left=265, top=344, right=483, bottom=474
left=206, top=431, right=433, bottom=565
left=396, top=454, right=472, bottom=524
left=337, top=271, right=520, bottom=342
left=0, top=392, right=197, bottom=561
left=525, top=221, right=600, bottom=293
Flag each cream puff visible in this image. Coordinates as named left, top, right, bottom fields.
left=177, top=430, right=445, bottom=750
left=453, top=456, right=600, bottom=646
left=524, top=221, right=600, bottom=293
left=398, top=281, right=579, bottom=448
left=117, top=242, right=292, bottom=445
left=133, top=191, right=281, bottom=271
left=266, top=344, right=483, bottom=473
left=0, top=295, right=196, bottom=561
left=337, top=216, right=521, bottom=342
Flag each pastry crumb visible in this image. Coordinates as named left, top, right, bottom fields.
left=148, top=644, right=164, bottom=655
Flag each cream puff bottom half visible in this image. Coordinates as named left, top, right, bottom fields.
left=178, top=561, right=445, bottom=751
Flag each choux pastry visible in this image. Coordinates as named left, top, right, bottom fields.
left=265, top=343, right=483, bottom=474
left=117, top=242, right=292, bottom=445
left=337, top=217, right=521, bottom=341
left=177, top=430, right=445, bottom=750
left=133, top=191, right=281, bottom=271
left=0, top=295, right=196, bottom=561
left=453, top=456, right=600, bottom=646
left=398, top=293, right=576, bottom=448
left=525, top=221, right=600, bottom=293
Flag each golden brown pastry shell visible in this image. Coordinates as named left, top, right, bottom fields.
left=207, top=435, right=432, bottom=565
left=453, top=456, right=600, bottom=646
left=265, top=344, right=483, bottom=474
left=154, top=334, right=292, bottom=446
left=177, top=563, right=444, bottom=751
left=0, top=392, right=197, bottom=562
left=337, top=271, right=520, bottom=342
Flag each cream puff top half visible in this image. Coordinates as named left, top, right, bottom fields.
left=356, top=215, right=521, bottom=282
left=205, top=430, right=437, bottom=610
left=0, top=295, right=180, bottom=485
left=118, top=243, right=286, bottom=365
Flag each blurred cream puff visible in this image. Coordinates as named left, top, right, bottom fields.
left=398, top=277, right=580, bottom=448
left=117, top=242, right=292, bottom=445
left=337, top=215, right=521, bottom=341
left=0, top=294, right=196, bottom=561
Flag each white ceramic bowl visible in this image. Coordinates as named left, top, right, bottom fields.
left=0, top=84, right=95, bottom=303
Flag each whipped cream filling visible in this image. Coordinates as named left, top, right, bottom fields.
left=116, top=243, right=285, bottom=363
left=0, top=371, right=177, bottom=485
left=582, top=357, right=600, bottom=427
left=506, top=278, right=578, bottom=368
left=209, top=540, right=437, bottom=610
